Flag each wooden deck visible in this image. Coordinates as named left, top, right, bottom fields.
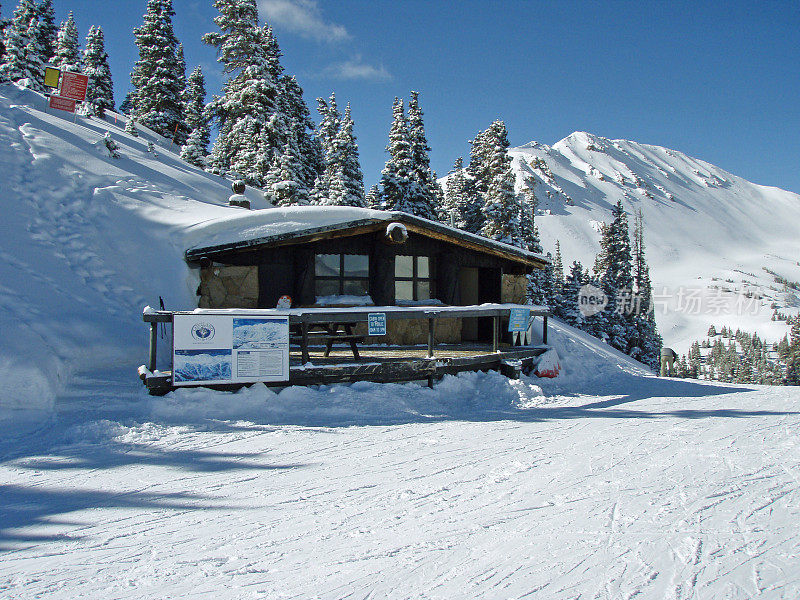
left=140, top=306, right=551, bottom=394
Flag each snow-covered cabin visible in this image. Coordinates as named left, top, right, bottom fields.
left=184, top=207, right=548, bottom=344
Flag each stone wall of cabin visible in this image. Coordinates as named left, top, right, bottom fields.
left=198, top=265, right=259, bottom=308
left=501, top=274, right=528, bottom=304
left=353, top=316, right=462, bottom=345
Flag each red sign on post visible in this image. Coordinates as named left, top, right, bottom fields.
left=49, top=94, right=76, bottom=113
left=59, top=71, right=88, bottom=102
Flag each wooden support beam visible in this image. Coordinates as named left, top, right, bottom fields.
left=543, top=315, right=548, bottom=345
left=301, top=322, right=310, bottom=364
left=427, top=317, right=435, bottom=358
left=148, top=322, right=158, bottom=372
left=492, top=316, right=499, bottom=353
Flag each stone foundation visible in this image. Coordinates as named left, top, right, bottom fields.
left=501, top=274, right=528, bottom=304
left=198, top=265, right=259, bottom=308
left=354, top=316, right=462, bottom=345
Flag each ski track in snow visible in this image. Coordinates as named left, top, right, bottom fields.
left=1, top=367, right=798, bottom=599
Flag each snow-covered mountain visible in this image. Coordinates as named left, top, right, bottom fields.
left=505, top=131, right=800, bottom=352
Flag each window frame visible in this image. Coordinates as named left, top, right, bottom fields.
left=394, top=255, right=434, bottom=302
left=314, top=253, right=370, bottom=298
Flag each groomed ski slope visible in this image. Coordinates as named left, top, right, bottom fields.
left=1, top=320, right=798, bottom=599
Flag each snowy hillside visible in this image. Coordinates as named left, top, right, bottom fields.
left=0, top=84, right=269, bottom=417
left=505, top=132, right=800, bottom=352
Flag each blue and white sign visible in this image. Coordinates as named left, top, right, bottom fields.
left=508, top=308, right=531, bottom=332
left=173, top=312, right=289, bottom=385
left=367, top=312, right=387, bottom=336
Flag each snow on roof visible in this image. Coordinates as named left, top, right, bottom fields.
left=184, top=205, right=550, bottom=265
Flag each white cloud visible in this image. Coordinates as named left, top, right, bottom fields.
left=259, top=0, right=350, bottom=42
left=319, top=56, right=392, bottom=82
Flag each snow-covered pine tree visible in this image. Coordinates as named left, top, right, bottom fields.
left=365, top=184, right=381, bottom=209
left=0, top=0, right=35, bottom=85
left=406, top=90, right=440, bottom=220
left=519, top=175, right=541, bottom=253
left=378, top=97, right=419, bottom=214
left=124, top=115, right=138, bottom=137
left=552, top=240, right=564, bottom=293
left=558, top=261, right=586, bottom=328
left=21, top=15, right=44, bottom=91
left=280, top=74, right=320, bottom=194
left=329, top=103, right=364, bottom=206
left=595, top=199, right=635, bottom=354
left=310, top=93, right=340, bottom=204
left=482, top=166, right=524, bottom=246
left=441, top=157, right=468, bottom=227
left=786, top=317, right=800, bottom=385
left=528, top=250, right=553, bottom=307
left=119, top=91, right=134, bottom=115
left=263, top=132, right=310, bottom=207
left=36, top=0, right=56, bottom=64
left=630, top=208, right=661, bottom=368
left=205, top=3, right=316, bottom=187
left=81, top=26, right=113, bottom=117
left=0, top=3, right=6, bottom=58
left=180, top=65, right=209, bottom=163
left=130, top=0, right=184, bottom=141
left=52, top=11, right=80, bottom=72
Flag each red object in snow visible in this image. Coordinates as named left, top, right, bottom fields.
left=534, top=349, right=561, bottom=378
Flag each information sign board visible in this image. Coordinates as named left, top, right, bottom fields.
left=508, top=308, right=531, bottom=332
left=367, top=313, right=387, bottom=336
left=60, top=71, right=89, bottom=101
left=49, top=94, right=76, bottom=113
left=44, top=67, right=60, bottom=88
left=172, top=313, right=289, bottom=385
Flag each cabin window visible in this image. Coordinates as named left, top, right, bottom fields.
left=315, top=254, right=369, bottom=297
left=395, top=255, right=432, bottom=301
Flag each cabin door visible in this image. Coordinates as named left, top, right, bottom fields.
left=459, top=267, right=501, bottom=341
left=459, top=267, right=479, bottom=340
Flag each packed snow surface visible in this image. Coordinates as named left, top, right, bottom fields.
left=1, top=319, right=798, bottom=598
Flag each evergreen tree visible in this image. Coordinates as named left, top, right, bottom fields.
left=630, top=208, right=661, bottom=368
left=378, top=97, right=419, bottom=214
left=204, top=3, right=317, bottom=188
left=263, top=133, right=310, bottom=206
left=482, top=165, right=524, bottom=246
left=365, top=184, right=381, bottom=209
left=442, top=156, right=473, bottom=228
left=51, top=11, right=80, bottom=72
left=180, top=65, right=209, bottom=160
left=81, top=26, right=113, bottom=117
left=328, top=103, right=364, bottom=205
left=130, top=0, right=184, bottom=141
left=786, top=317, right=800, bottom=385
left=406, top=90, right=440, bottom=220
left=36, top=0, right=56, bottom=63
left=119, top=91, right=135, bottom=115
left=552, top=240, right=564, bottom=293
left=124, top=115, right=138, bottom=137
left=596, top=199, right=635, bottom=354
left=0, top=3, right=6, bottom=58
left=21, top=15, right=44, bottom=91
left=0, top=0, right=36, bottom=85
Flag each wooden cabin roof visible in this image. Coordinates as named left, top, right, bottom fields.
left=184, top=207, right=550, bottom=269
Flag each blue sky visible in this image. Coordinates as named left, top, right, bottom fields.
left=54, top=0, right=800, bottom=193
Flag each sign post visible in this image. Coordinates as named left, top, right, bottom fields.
left=172, top=313, right=290, bottom=386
